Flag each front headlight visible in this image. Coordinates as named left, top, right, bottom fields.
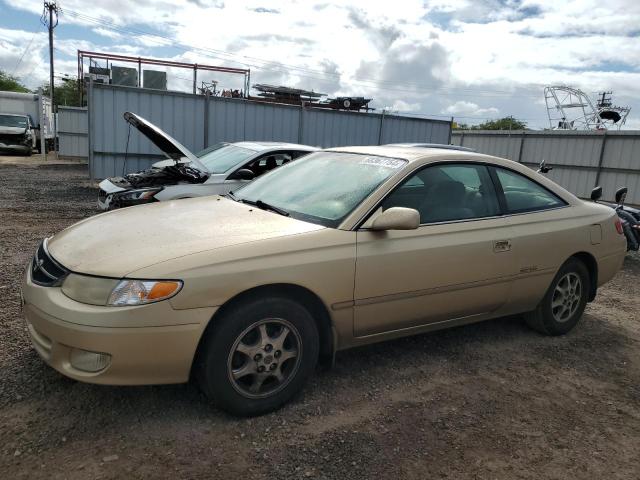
left=107, top=279, right=182, bottom=306
left=62, top=274, right=120, bottom=305
left=62, top=274, right=182, bottom=306
left=114, top=187, right=162, bottom=202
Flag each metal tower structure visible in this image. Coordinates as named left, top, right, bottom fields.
left=544, top=86, right=630, bottom=131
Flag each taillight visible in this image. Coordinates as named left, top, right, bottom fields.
left=615, top=218, right=624, bottom=235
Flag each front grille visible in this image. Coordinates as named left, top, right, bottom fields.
left=98, top=189, right=107, bottom=202
left=0, top=133, right=24, bottom=144
left=31, top=240, right=69, bottom=287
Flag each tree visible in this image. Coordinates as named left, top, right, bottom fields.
left=41, top=77, right=83, bottom=107
left=474, top=116, right=527, bottom=130
left=0, top=70, right=30, bottom=93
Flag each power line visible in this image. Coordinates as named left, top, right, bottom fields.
left=60, top=8, right=544, bottom=100
left=11, top=29, right=41, bottom=76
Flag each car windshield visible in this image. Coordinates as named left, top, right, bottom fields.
left=195, top=143, right=257, bottom=173
left=0, top=115, right=28, bottom=128
left=234, top=152, right=407, bottom=228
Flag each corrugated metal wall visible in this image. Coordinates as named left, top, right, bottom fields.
left=452, top=130, right=640, bottom=204
left=58, top=107, right=88, bottom=159
left=88, top=84, right=451, bottom=179
left=90, top=86, right=205, bottom=178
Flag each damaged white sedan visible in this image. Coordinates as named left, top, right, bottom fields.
left=98, top=112, right=317, bottom=210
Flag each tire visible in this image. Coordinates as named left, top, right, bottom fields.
left=524, top=258, right=590, bottom=336
left=196, top=296, right=319, bottom=416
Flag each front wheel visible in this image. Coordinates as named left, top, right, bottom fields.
left=196, top=296, right=319, bottom=416
left=524, top=258, right=590, bottom=336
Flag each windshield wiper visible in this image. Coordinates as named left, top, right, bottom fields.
left=225, top=190, right=237, bottom=201
left=241, top=198, right=290, bottom=217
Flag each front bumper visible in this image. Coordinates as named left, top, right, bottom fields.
left=97, top=178, right=126, bottom=211
left=21, top=265, right=217, bottom=385
left=0, top=142, right=31, bottom=154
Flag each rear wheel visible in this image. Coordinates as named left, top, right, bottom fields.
left=524, top=258, right=590, bottom=335
left=196, top=296, right=319, bottom=416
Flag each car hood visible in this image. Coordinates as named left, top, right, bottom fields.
left=47, top=196, right=324, bottom=277
left=151, top=158, right=189, bottom=169
left=124, top=111, right=208, bottom=173
left=0, top=126, right=27, bottom=135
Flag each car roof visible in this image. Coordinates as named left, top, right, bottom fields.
left=324, top=145, right=483, bottom=163
left=384, top=143, right=475, bottom=152
left=232, top=141, right=318, bottom=152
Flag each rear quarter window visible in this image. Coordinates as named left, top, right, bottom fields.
left=494, top=167, right=566, bottom=214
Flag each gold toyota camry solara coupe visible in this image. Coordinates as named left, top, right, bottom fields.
left=22, top=145, right=627, bottom=415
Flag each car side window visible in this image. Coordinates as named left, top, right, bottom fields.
left=381, top=163, right=501, bottom=224
left=244, top=152, right=291, bottom=178
left=493, top=167, right=566, bottom=214
left=289, top=150, right=311, bottom=161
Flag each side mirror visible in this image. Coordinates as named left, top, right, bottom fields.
left=537, top=159, right=552, bottom=174
left=230, top=168, right=255, bottom=181
left=615, top=187, right=628, bottom=205
left=590, top=186, right=602, bottom=201
left=370, top=207, right=420, bottom=231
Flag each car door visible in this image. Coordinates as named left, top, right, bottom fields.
left=354, top=162, right=515, bottom=337
left=489, top=166, right=573, bottom=313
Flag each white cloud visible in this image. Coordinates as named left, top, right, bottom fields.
left=442, top=101, right=499, bottom=117
left=389, top=100, right=421, bottom=112
left=0, top=0, right=639, bottom=129
left=92, top=28, right=123, bottom=40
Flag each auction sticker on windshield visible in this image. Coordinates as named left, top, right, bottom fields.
left=358, top=156, right=406, bottom=169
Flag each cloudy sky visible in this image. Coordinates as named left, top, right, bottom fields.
left=1, top=0, right=639, bottom=128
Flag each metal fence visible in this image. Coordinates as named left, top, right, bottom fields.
left=452, top=130, right=640, bottom=205
left=87, top=83, right=452, bottom=179
left=58, top=107, right=88, bottom=159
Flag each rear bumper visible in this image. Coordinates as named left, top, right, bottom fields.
left=597, top=248, right=626, bottom=287
left=21, top=266, right=217, bottom=385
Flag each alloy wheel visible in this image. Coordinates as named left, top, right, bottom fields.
left=227, top=318, right=302, bottom=399
left=551, top=272, right=582, bottom=323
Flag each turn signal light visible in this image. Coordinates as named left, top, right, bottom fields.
left=107, top=280, right=183, bottom=306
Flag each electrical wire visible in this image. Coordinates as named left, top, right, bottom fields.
left=11, top=30, right=41, bottom=76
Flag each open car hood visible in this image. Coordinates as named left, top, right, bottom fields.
left=123, top=112, right=209, bottom=173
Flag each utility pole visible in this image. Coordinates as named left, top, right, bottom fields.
left=42, top=1, right=59, bottom=156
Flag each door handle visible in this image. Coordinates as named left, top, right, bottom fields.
left=493, top=240, right=511, bottom=253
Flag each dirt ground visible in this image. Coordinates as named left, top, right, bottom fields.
left=1, top=159, right=639, bottom=480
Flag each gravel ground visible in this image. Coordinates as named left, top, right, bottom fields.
left=1, top=160, right=639, bottom=479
